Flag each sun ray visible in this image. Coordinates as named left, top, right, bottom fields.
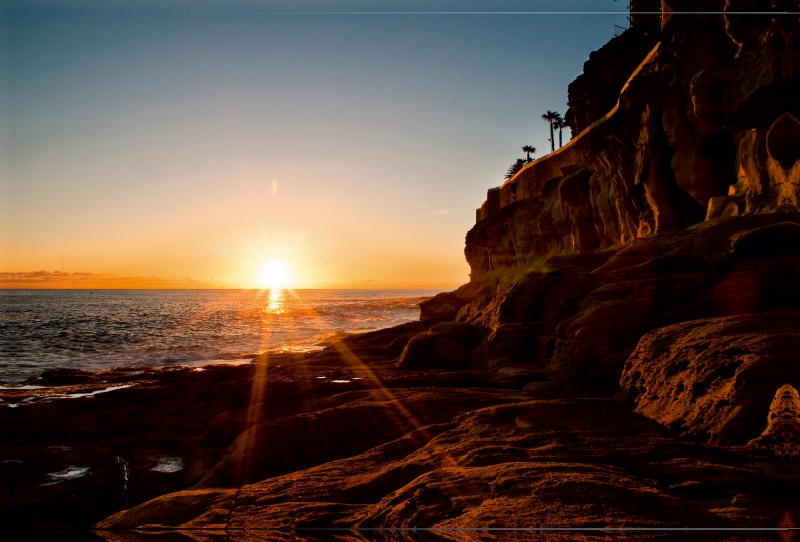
left=283, top=288, right=461, bottom=467
left=231, top=287, right=463, bottom=487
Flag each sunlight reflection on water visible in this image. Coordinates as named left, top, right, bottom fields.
left=264, top=289, right=288, bottom=315
left=0, top=289, right=445, bottom=382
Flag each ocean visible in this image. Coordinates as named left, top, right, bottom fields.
left=0, top=289, right=443, bottom=384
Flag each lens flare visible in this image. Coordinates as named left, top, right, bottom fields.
left=256, top=260, right=293, bottom=290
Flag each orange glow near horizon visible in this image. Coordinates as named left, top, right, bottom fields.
left=2, top=193, right=469, bottom=290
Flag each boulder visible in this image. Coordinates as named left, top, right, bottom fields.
left=474, top=323, right=541, bottom=370
left=397, top=322, right=480, bottom=370
left=548, top=272, right=714, bottom=381
left=723, top=221, right=800, bottom=264
left=418, top=282, right=489, bottom=321
left=617, top=310, right=800, bottom=444
left=26, top=368, right=96, bottom=386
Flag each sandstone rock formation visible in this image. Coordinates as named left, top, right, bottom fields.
left=617, top=310, right=800, bottom=444
left=749, top=383, right=800, bottom=458
left=1, top=320, right=525, bottom=532
left=450, top=1, right=800, bottom=454
left=471, top=1, right=800, bottom=270
left=397, top=322, right=480, bottom=370
left=93, top=398, right=793, bottom=539
left=458, top=215, right=800, bottom=386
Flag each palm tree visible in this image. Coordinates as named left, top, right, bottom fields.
left=553, top=114, right=565, bottom=149
left=504, top=158, right=528, bottom=180
left=542, top=111, right=559, bottom=153
left=522, top=145, right=536, bottom=161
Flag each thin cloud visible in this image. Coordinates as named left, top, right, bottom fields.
left=423, top=209, right=450, bottom=216
left=0, top=271, right=227, bottom=289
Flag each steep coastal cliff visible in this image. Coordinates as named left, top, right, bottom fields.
left=471, top=0, right=800, bottom=263
left=431, top=1, right=800, bottom=407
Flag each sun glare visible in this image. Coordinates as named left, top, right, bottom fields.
left=256, top=260, right=293, bottom=290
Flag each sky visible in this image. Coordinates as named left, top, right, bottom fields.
left=0, top=0, right=628, bottom=289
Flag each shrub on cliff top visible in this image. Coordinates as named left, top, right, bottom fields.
left=504, top=158, right=529, bottom=180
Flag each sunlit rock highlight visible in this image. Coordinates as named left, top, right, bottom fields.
left=750, top=383, right=800, bottom=458
left=470, top=0, right=800, bottom=278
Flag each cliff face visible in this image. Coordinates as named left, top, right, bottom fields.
left=420, top=0, right=800, bottom=447
left=565, top=17, right=661, bottom=136
left=468, top=0, right=800, bottom=277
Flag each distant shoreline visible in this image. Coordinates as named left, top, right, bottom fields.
left=0, top=271, right=464, bottom=291
left=0, top=287, right=457, bottom=291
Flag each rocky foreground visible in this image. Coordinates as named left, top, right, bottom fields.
left=2, top=215, right=800, bottom=541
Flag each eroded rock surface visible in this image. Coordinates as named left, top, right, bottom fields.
left=750, top=383, right=800, bottom=458
left=470, top=2, right=800, bottom=275
left=617, top=310, right=800, bottom=444
left=452, top=215, right=800, bottom=387
left=95, top=399, right=797, bottom=540
left=1, top=319, right=522, bottom=531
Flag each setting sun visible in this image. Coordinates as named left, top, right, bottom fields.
left=256, top=260, right=294, bottom=290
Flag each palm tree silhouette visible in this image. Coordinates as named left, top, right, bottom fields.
left=522, top=145, right=536, bottom=161
left=553, top=113, right=565, bottom=149
left=542, top=111, right=559, bottom=153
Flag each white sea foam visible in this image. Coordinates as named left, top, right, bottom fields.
left=2, top=385, right=134, bottom=408
left=62, top=385, right=133, bottom=398
left=41, top=465, right=90, bottom=486
left=151, top=456, right=183, bottom=473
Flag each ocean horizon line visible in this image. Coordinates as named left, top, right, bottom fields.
left=0, top=286, right=455, bottom=291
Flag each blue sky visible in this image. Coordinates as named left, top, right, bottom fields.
left=1, top=1, right=628, bottom=288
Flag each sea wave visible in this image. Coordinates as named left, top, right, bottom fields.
left=0, top=289, right=443, bottom=383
